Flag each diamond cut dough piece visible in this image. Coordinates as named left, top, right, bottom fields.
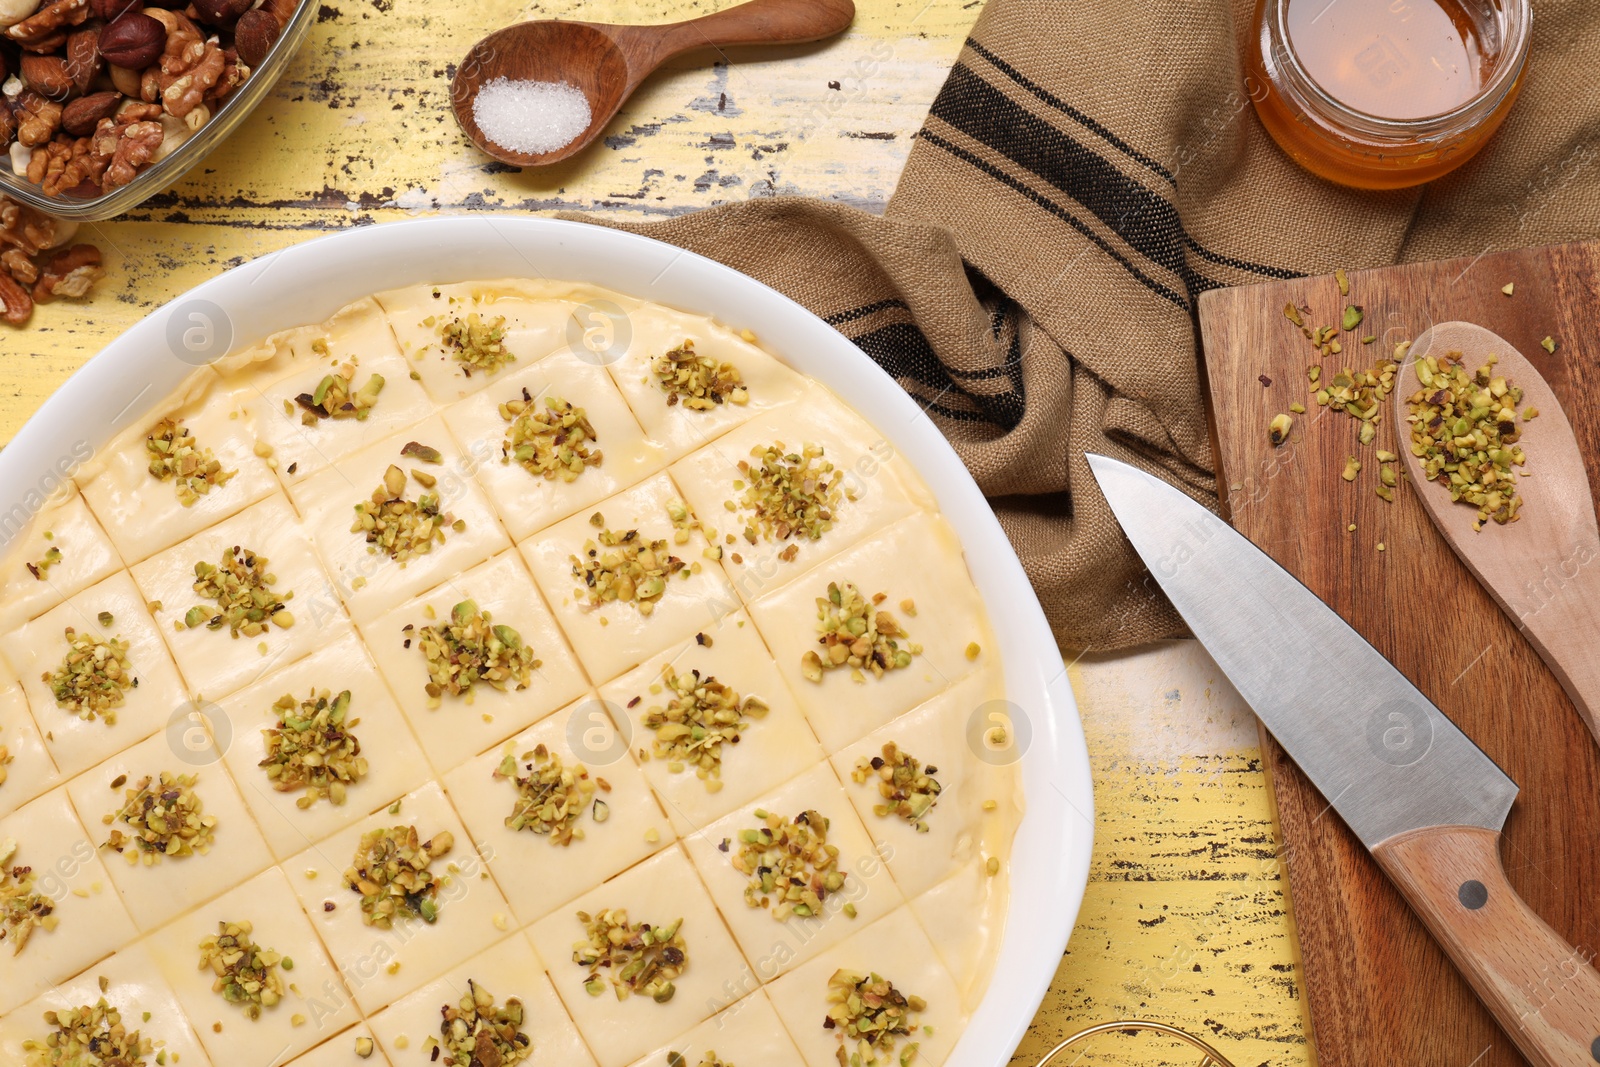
left=442, top=695, right=670, bottom=927
left=670, top=391, right=928, bottom=602
left=284, top=1024, right=392, bottom=1067
left=216, top=630, right=435, bottom=861
left=63, top=727, right=274, bottom=931
left=360, top=552, right=588, bottom=775
left=5, top=571, right=189, bottom=778
left=830, top=666, right=1018, bottom=901
left=0, top=788, right=139, bottom=1016
left=293, top=415, right=512, bottom=623
left=145, top=864, right=360, bottom=1067
left=77, top=369, right=281, bottom=565
left=597, top=610, right=822, bottom=836
left=442, top=346, right=669, bottom=543
left=748, top=512, right=992, bottom=753
left=766, top=906, right=963, bottom=1067
left=0, top=490, right=122, bottom=631
left=527, top=845, right=751, bottom=1067
left=367, top=932, right=596, bottom=1067
left=375, top=281, right=583, bottom=405
left=285, top=780, right=511, bottom=1014
left=0, top=941, right=215, bottom=1067
left=0, top=663, right=60, bottom=819
left=599, top=301, right=809, bottom=462
left=623, top=989, right=803, bottom=1067
left=519, top=473, right=738, bottom=685
left=130, top=494, right=352, bottom=703
left=220, top=297, right=438, bottom=488
left=681, top=762, right=903, bottom=980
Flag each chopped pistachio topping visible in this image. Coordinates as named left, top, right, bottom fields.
left=851, top=743, right=942, bottom=832
left=570, top=528, right=685, bottom=615
left=438, top=980, right=532, bottom=1067
left=429, top=312, right=513, bottom=375
left=197, top=920, right=285, bottom=1019
left=823, top=969, right=924, bottom=1067
left=1405, top=351, right=1527, bottom=530
left=728, top=442, right=849, bottom=553
left=419, top=600, right=541, bottom=700
left=495, top=743, right=597, bottom=844
left=295, top=367, right=385, bottom=424
left=800, top=581, right=921, bottom=683
left=353, top=465, right=462, bottom=564
left=667, top=1055, right=734, bottom=1067
left=45, top=626, right=135, bottom=723
left=500, top=392, right=603, bottom=481
left=145, top=417, right=236, bottom=506
left=652, top=339, right=748, bottom=410
left=185, top=546, right=292, bottom=638
left=24, top=997, right=153, bottom=1066
left=572, top=909, right=685, bottom=1003
left=260, top=689, right=368, bottom=808
left=641, top=666, right=768, bottom=782
left=26, top=546, right=61, bottom=581
left=1, top=838, right=57, bottom=956
left=733, top=808, right=847, bottom=921
left=102, top=771, right=216, bottom=863
left=343, top=824, right=455, bottom=928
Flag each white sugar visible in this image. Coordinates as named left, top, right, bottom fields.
left=472, top=77, right=593, bottom=156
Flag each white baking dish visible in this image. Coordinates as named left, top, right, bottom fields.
left=0, top=216, right=1094, bottom=1065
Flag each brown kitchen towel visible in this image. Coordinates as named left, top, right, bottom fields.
left=569, top=0, right=1600, bottom=652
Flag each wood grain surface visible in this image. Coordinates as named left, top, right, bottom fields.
left=1200, top=242, right=1600, bottom=1067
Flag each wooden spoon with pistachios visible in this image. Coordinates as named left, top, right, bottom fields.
left=1394, top=321, right=1600, bottom=743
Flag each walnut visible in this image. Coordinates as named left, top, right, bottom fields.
left=1, top=247, right=36, bottom=284
left=0, top=270, right=32, bottom=324
left=4, top=0, right=87, bottom=46
left=15, top=89, right=62, bottom=145
left=147, top=7, right=203, bottom=75
left=203, top=45, right=245, bottom=105
left=26, top=131, right=100, bottom=195
left=160, top=40, right=220, bottom=116
left=0, top=196, right=59, bottom=253
left=94, top=114, right=158, bottom=188
left=33, top=242, right=101, bottom=300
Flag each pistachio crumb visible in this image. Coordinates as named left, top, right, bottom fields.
left=500, top=394, right=603, bottom=482
left=436, top=313, right=514, bottom=374
left=1541, top=336, right=1556, bottom=353
left=852, top=742, right=941, bottom=832
left=802, top=581, right=920, bottom=683
left=573, top=909, right=686, bottom=1003
left=652, top=339, right=748, bottom=409
left=732, top=808, right=848, bottom=921
left=197, top=920, right=284, bottom=1018
left=496, top=743, right=597, bottom=845
left=1405, top=351, right=1527, bottom=530
left=437, top=980, right=532, bottom=1065
left=145, top=417, right=236, bottom=506
left=45, top=626, right=135, bottom=723
left=641, top=667, right=768, bottom=784
left=352, top=465, right=460, bottom=564
left=419, top=600, right=541, bottom=700
left=261, top=689, right=368, bottom=808
left=823, top=969, right=924, bottom=1067
left=1501, top=282, right=1514, bottom=296
left=102, top=771, right=215, bottom=863
left=0, top=838, right=56, bottom=955
left=570, top=528, right=685, bottom=615
left=343, top=825, right=454, bottom=927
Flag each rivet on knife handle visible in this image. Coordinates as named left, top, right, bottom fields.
left=1372, top=824, right=1600, bottom=1067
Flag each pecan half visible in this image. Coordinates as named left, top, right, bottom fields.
left=33, top=242, right=102, bottom=299
left=0, top=271, right=33, bottom=325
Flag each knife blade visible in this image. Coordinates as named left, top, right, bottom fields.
left=1087, top=453, right=1600, bottom=1067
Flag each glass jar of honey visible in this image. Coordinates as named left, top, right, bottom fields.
left=1249, top=0, right=1531, bottom=189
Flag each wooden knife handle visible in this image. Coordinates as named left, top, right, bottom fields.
left=1372, top=825, right=1600, bottom=1066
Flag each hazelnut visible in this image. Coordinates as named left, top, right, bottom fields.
left=257, top=0, right=292, bottom=27
left=96, top=10, right=161, bottom=68
left=90, top=0, right=136, bottom=16
left=232, top=6, right=275, bottom=66
left=187, top=0, right=245, bottom=25
left=60, top=87, right=115, bottom=132
left=18, top=51, right=71, bottom=98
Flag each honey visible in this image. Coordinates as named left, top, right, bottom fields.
left=1250, top=0, right=1531, bottom=189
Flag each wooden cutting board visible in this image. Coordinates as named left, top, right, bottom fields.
left=1198, top=242, right=1600, bottom=1067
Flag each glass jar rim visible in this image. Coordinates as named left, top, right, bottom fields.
left=1265, top=0, right=1533, bottom=137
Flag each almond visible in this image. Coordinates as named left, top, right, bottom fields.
left=60, top=88, right=118, bottom=133
left=232, top=6, right=275, bottom=67
left=18, top=52, right=73, bottom=98
left=64, top=23, right=98, bottom=92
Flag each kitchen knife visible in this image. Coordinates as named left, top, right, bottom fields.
left=1086, top=452, right=1600, bottom=1067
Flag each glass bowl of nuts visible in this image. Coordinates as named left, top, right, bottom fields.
left=0, top=0, right=315, bottom=220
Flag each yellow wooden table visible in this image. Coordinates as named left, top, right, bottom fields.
left=0, top=1, right=1312, bottom=1063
